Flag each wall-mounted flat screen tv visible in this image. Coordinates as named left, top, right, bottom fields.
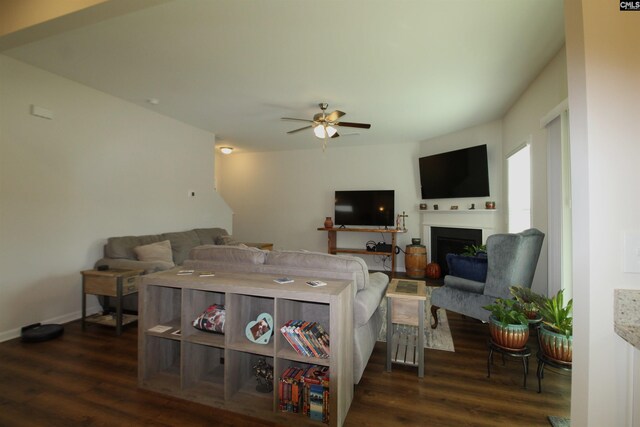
left=419, top=144, right=490, bottom=199
left=334, top=190, right=395, bottom=227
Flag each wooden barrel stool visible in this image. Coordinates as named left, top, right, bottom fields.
left=405, top=244, right=427, bottom=278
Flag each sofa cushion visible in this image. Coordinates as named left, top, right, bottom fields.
left=134, top=240, right=175, bottom=267
left=189, top=244, right=267, bottom=264
left=105, top=234, right=161, bottom=259
left=265, top=250, right=369, bottom=290
left=161, top=230, right=202, bottom=265
left=194, top=228, right=229, bottom=245
left=214, top=234, right=240, bottom=246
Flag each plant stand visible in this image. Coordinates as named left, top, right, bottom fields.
left=536, top=351, right=572, bottom=393
left=487, top=340, right=531, bottom=388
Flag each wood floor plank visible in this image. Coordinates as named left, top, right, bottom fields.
left=0, top=310, right=570, bottom=426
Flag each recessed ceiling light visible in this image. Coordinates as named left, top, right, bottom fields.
left=220, top=147, right=234, bottom=154
left=146, top=98, right=160, bottom=105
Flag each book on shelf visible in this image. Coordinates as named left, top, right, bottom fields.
left=279, top=366, right=303, bottom=413
left=280, top=320, right=330, bottom=358
left=302, top=365, right=330, bottom=423
left=279, top=364, right=330, bottom=423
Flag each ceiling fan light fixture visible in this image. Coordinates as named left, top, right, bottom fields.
left=313, top=124, right=327, bottom=139
left=313, top=124, right=337, bottom=139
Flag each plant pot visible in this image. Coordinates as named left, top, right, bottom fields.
left=488, top=316, right=529, bottom=350
left=538, top=325, right=572, bottom=364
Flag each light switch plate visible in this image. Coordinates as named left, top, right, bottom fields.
left=623, top=232, right=640, bottom=273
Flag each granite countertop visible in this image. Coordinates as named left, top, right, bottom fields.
left=614, top=289, right=640, bottom=349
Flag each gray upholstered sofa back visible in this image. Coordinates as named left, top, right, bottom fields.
left=186, top=246, right=369, bottom=290
left=104, top=227, right=228, bottom=266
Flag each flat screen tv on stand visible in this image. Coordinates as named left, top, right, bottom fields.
left=334, top=190, right=395, bottom=228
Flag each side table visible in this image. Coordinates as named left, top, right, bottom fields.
left=487, top=339, right=532, bottom=388
left=81, top=268, right=143, bottom=335
left=385, top=278, right=427, bottom=377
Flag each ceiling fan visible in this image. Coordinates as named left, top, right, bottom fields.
left=282, top=103, right=371, bottom=140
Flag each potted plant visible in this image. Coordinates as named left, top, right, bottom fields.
left=461, top=244, right=487, bottom=257
left=509, top=286, right=546, bottom=321
left=483, top=298, right=530, bottom=350
left=537, top=289, right=573, bottom=364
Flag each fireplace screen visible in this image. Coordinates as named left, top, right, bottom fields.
left=431, top=227, right=482, bottom=276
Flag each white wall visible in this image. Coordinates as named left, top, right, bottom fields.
left=0, top=55, right=232, bottom=340
left=565, top=1, right=640, bottom=425
left=218, top=142, right=423, bottom=271
left=502, top=46, right=568, bottom=296
left=217, top=142, right=420, bottom=269
left=218, top=120, right=503, bottom=273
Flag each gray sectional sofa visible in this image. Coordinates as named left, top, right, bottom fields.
left=94, top=227, right=229, bottom=311
left=184, top=245, right=389, bottom=385
left=94, top=229, right=388, bottom=384
left=95, top=227, right=229, bottom=273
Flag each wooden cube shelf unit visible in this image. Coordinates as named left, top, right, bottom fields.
left=138, top=269, right=354, bottom=427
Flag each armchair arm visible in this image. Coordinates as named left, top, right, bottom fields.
left=443, top=275, right=485, bottom=294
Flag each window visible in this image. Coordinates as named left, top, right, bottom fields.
left=508, top=143, right=531, bottom=233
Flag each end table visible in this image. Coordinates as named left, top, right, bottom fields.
left=385, top=278, right=427, bottom=377
left=81, top=268, right=143, bottom=335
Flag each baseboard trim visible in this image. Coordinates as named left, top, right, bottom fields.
left=0, top=304, right=102, bottom=343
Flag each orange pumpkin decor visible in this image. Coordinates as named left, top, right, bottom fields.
left=425, top=262, right=441, bottom=279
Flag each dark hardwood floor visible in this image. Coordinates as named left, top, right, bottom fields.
left=0, top=312, right=570, bottom=426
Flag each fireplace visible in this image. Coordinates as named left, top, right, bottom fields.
left=431, top=227, right=483, bottom=276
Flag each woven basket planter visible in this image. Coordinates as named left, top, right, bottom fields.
left=539, top=325, right=573, bottom=364
left=488, top=315, right=530, bottom=350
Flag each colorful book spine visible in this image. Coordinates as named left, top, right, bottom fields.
left=301, top=365, right=330, bottom=423
left=281, top=320, right=330, bottom=358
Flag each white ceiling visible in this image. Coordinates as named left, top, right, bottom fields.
left=2, top=0, right=565, bottom=153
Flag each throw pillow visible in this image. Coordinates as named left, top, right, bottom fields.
left=192, top=304, right=226, bottom=334
left=134, top=240, right=175, bottom=266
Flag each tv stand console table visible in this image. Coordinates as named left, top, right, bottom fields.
left=317, top=227, right=406, bottom=275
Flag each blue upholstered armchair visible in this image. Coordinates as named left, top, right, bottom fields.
left=430, top=228, right=545, bottom=328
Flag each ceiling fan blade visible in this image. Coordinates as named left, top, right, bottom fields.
left=326, top=110, right=346, bottom=122
left=336, top=121, right=371, bottom=129
left=281, top=117, right=313, bottom=123
left=331, top=132, right=340, bottom=139
left=287, top=125, right=312, bottom=134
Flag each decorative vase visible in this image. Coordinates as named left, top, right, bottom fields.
left=324, top=217, right=333, bottom=228
left=425, top=262, right=441, bottom=279
left=538, top=325, right=573, bottom=364
left=488, top=316, right=529, bottom=350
